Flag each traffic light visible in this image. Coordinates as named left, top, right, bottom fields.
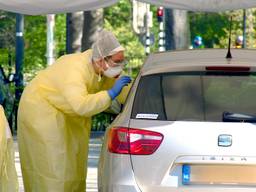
left=157, top=7, right=164, bottom=22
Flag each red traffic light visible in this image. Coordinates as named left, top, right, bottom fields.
left=157, top=7, right=164, bottom=22
left=157, top=7, right=164, bottom=17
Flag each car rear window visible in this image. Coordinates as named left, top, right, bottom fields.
left=131, top=71, right=256, bottom=122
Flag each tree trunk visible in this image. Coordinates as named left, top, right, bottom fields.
left=247, top=9, right=255, bottom=48
left=165, top=9, right=190, bottom=50
left=66, top=12, right=83, bottom=53
left=82, top=9, right=103, bottom=51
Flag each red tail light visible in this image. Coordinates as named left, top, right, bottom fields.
left=108, top=127, right=164, bottom=155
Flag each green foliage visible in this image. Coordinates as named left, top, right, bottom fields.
left=91, top=112, right=116, bottom=131
left=104, top=0, right=160, bottom=78
left=104, top=0, right=145, bottom=78
left=189, top=9, right=256, bottom=48
left=54, top=14, right=66, bottom=57
left=0, top=12, right=66, bottom=87
left=0, top=11, right=15, bottom=74
left=23, top=14, right=66, bottom=81
left=0, top=11, right=15, bottom=50
left=189, top=12, right=230, bottom=48
left=24, top=15, right=47, bottom=79
left=0, top=12, right=16, bottom=128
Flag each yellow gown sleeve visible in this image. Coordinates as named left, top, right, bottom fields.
left=0, top=106, right=18, bottom=192
left=59, top=65, right=112, bottom=117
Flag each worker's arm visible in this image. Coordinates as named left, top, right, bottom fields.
left=58, top=65, right=112, bottom=117
left=63, top=86, right=111, bottom=117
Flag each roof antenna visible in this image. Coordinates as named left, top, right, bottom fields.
left=226, top=16, right=233, bottom=59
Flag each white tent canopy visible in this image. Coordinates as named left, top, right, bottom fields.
left=0, top=0, right=256, bottom=15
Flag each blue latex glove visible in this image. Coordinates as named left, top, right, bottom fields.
left=108, top=76, right=131, bottom=100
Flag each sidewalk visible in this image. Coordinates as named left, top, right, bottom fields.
left=14, top=132, right=104, bottom=192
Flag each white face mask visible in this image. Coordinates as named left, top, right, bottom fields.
left=103, top=64, right=123, bottom=78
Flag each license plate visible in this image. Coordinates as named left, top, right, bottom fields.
left=182, top=164, right=191, bottom=185
left=182, top=164, right=256, bottom=186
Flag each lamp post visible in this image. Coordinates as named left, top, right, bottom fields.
left=145, top=4, right=152, bottom=55
left=15, top=13, right=24, bottom=131
left=46, top=14, right=55, bottom=65
left=15, top=13, right=24, bottom=101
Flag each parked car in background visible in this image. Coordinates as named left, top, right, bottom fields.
left=98, top=49, right=256, bottom=192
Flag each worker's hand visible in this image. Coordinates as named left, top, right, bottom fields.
left=108, top=76, right=131, bottom=100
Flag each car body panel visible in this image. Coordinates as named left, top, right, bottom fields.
left=98, top=114, right=141, bottom=192
left=129, top=120, right=256, bottom=190
left=141, top=49, right=256, bottom=76
left=98, top=49, right=256, bottom=192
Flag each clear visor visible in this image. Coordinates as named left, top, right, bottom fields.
left=105, top=58, right=128, bottom=67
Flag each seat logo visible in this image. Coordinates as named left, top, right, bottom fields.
left=218, top=134, right=232, bottom=147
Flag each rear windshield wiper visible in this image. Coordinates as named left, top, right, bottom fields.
left=223, top=112, right=256, bottom=123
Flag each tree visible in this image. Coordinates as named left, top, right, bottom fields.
left=0, top=11, right=15, bottom=51
left=104, top=0, right=148, bottom=77
left=82, top=10, right=103, bottom=51
left=246, top=9, right=256, bottom=48
left=165, top=9, right=190, bottom=50
left=189, top=12, right=230, bottom=48
left=0, top=11, right=15, bottom=72
left=22, top=14, right=65, bottom=80
left=66, top=12, right=84, bottom=53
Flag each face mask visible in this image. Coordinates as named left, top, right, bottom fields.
left=103, top=62, right=123, bottom=78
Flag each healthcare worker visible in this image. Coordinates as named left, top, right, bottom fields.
left=0, top=105, right=18, bottom=192
left=18, top=30, right=132, bottom=192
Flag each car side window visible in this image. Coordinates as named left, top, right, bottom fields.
left=131, top=75, right=166, bottom=120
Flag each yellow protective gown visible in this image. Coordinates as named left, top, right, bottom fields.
left=0, top=105, right=18, bottom=192
left=18, top=49, right=129, bottom=192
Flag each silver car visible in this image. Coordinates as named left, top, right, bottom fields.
left=98, top=49, right=256, bottom=192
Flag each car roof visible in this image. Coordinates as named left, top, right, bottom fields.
left=141, top=49, right=256, bottom=76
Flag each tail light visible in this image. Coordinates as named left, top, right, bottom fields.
left=108, top=127, right=164, bottom=155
